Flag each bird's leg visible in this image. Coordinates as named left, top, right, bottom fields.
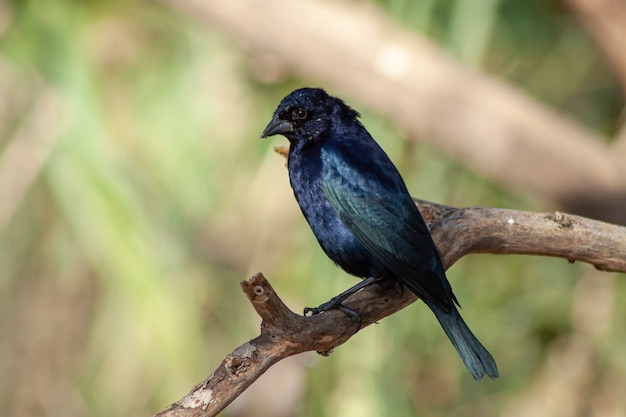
left=304, top=276, right=385, bottom=321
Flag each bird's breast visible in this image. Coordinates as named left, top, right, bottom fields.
left=288, top=146, right=387, bottom=278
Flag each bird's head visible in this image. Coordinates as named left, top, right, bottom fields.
left=261, top=88, right=360, bottom=144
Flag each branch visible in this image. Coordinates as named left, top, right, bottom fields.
left=153, top=201, right=626, bottom=417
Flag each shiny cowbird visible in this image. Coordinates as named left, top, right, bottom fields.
left=261, top=88, right=498, bottom=381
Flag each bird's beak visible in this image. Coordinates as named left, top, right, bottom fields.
left=261, top=117, right=293, bottom=138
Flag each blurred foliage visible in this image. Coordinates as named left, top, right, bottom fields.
left=0, top=0, right=624, bottom=417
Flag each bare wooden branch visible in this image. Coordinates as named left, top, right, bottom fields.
left=420, top=204, right=626, bottom=273
left=153, top=201, right=626, bottom=417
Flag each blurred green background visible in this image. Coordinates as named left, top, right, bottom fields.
left=0, top=1, right=624, bottom=416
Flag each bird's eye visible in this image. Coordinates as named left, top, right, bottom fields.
left=292, top=108, right=308, bottom=121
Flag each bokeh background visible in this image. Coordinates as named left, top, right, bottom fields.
left=1, top=0, right=625, bottom=416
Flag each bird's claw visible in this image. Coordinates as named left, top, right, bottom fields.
left=303, top=306, right=322, bottom=316
left=302, top=276, right=383, bottom=331
left=303, top=295, right=343, bottom=316
left=304, top=300, right=362, bottom=332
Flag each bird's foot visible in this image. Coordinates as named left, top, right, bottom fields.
left=303, top=276, right=384, bottom=332
left=304, top=299, right=362, bottom=332
left=304, top=294, right=351, bottom=316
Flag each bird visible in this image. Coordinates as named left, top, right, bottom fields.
left=261, top=87, right=498, bottom=381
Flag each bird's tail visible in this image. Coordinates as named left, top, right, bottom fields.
left=428, top=302, right=499, bottom=381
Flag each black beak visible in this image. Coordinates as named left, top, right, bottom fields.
left=261, top=117, right=293, bottom=138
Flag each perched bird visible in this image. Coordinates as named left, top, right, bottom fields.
left=261, top=88, right=498, bottom=381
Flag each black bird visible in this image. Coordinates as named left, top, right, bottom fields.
left=261, top=88, right=498, bottom=381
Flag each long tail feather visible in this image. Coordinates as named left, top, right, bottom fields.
left=428, top=302, right=499, bottom=381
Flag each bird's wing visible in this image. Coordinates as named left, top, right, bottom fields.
left=321, top=153, right=454, bottom=312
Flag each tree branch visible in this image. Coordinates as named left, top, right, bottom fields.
left=153, top=201, right=626, bottom=417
